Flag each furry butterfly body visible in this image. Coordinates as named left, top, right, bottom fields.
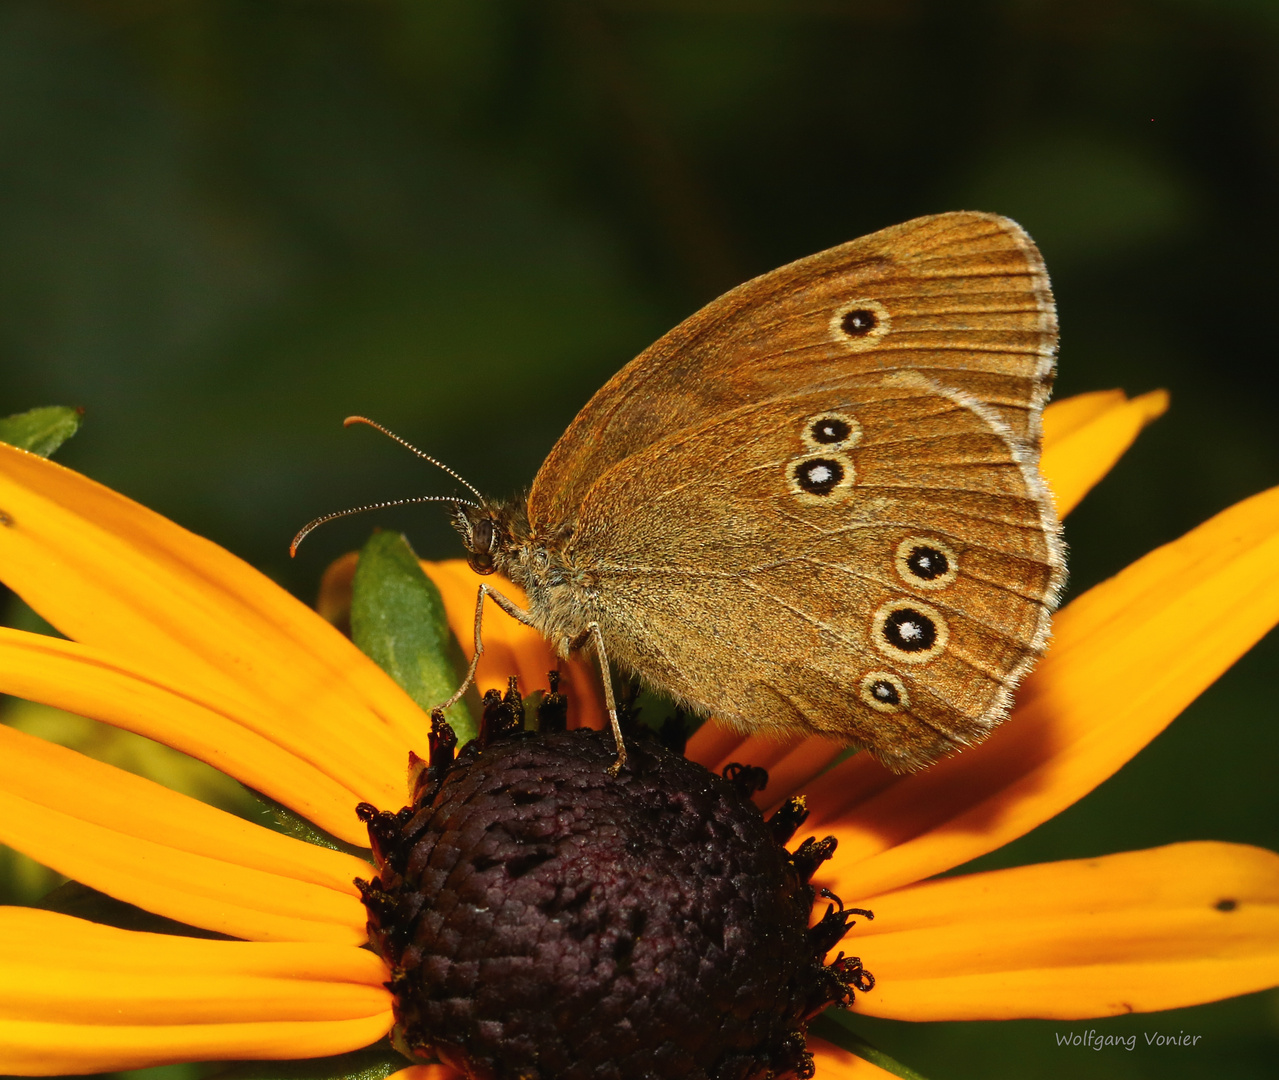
left=457, top=211, right=1064, bottom=773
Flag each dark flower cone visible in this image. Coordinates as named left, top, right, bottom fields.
left=356, top=693, right=869, bottom=1080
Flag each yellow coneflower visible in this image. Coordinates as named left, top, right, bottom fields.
left=0, top=387, right=1275, bottom=1079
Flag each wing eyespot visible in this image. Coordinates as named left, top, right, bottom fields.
left=830, top=299, right=890, bottom=352
left=801, top=411, right=862, bottom=450
left=894, top=536, right=959, bottom=590
left=786, top=451, right=855, bottom=504
left=860, top=671, right=909, bottom=714
left=841, top=309, right=877, bottom=336
left=872, top=600, right=949, bottom=663
left=795, top=457, right=842, bottom=494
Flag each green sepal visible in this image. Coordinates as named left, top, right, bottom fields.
left=36, top=880, right=229, bottom=939
left=522, top=689, right=545, bottom=729
left=627, top=684, right=683, bottom=735
left=0, top=405, right=82, bottom=457
left=810, top=1012, right=932, bottom=1080
left=206, top=1039, right=409, bottom=1080
left=351, top=530, right=478, bottom=745
left=247, top=789, right=374, bottom=861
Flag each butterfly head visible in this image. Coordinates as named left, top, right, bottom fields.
left=452, top=499, right=530, bottom=577
left=452, top=502, right=500, bottom=574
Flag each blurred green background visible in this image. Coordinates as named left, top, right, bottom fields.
left=1, top=1, right=1278, bottom=1077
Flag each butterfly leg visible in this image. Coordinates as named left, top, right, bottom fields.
left=437, top=583, right=538, bottom=713
left=566, top=622, right=627, bottom=776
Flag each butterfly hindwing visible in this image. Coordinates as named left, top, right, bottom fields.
left=565, top=376, right=1060, bottom=772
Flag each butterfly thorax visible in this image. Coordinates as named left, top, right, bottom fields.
left=453, top=498, right=595, bottom=654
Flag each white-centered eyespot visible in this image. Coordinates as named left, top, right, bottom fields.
left=801, top=410, right=862, bottom=451
left=785, top=451, right=855, bottom=505
left=872, top=599, right=949, bottom=663
left=829, top=299, right=890, bottom=352
left=894, top=536, right=959, bottom=590
left=859, top=671, right=909, bottom=714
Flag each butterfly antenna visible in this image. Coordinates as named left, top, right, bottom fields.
left=290, top=495, right=478, bottom=558
left=344, top=415, right=484, bottom=501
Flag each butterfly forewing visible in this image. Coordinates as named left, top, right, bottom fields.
left=529, top=212, right=1056, bottom=530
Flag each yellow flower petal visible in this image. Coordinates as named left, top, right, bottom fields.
left=0, top=907, right=382, bottom=976
left=424, top=560, right=605, bottom=725
left=806, top=483, right=1279, bottom=898
left=0, top=628, right=379, bottom=842
left=1, top=1016, right=394, bottom=1076
left=3, top=967, right=384, bottom=1024
left=0, top=908, right=392, bottom=1074
left=0, top=799, right=363, bottom=944
left=1040, top=389, right=1169, bottom=516
left=846, top=843, right=1279, bottom=1020
left=0, top=444, right=426, bottom=783
left=807, top=1037, right=899, bottom=1078
left=1043, top=388, right=1128, bottom=440
left=387, top=1067, right=464, bottom=1080
left=0, top=725, right=369, bottom=943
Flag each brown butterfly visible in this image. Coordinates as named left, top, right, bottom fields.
left=449, top=212, right=1063, bottom=774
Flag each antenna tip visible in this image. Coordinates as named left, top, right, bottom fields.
left=289, top=524, right=314, bottom=557
left=342, top=415, right=368, bottom=428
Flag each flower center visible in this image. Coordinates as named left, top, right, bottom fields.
left=356, top=683, right=872, bottom=1080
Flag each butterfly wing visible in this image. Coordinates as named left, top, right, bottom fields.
left=529, top=212, right=1062, bottom=771
left=529, top=212, right=1056, bottom=531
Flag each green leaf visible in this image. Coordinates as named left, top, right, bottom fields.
left=0, top=405, right=82, bottom=457
left=206, top=1040, right=408, bottom=1080
left=810, top=1013, right=932, bottom=1080
left=247, top=789, right=375, bottom=861
left=350, top=530, right=477, bottom=744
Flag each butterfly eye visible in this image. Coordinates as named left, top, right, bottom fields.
left=465, top=518, right=499, bottom=574
left=472, top=519, right=497, bottom=554
left=872, top=600, right=949, bottom=663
